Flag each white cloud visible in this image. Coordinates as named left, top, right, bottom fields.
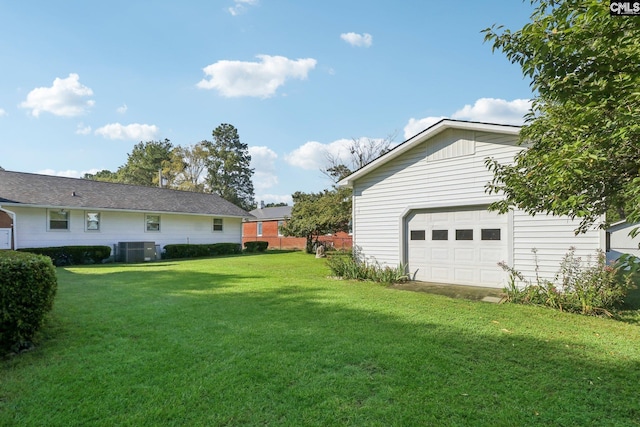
left=403, top=116, right=447, bottom=139
left=76, top=123, right=92, bottom=135
left=37, top=168, right=101, bottom=178
left=403, top=98, right=532, bottom=139
left=285, top=137, right=389, bottom=171
left=228, top=0, right=258, bottom=16
left=451, top=98, right=531, bottom=125
left=249, top=146, right=279, bottom=191
left=0, top=108, right=6, bottom=117
left=20, top=73, right=95, bottom=117
left=340, top=32, right=373, bottom=48
left=94, top=123, right=159, bottom=140
left=197, top=54, right=317, bottom=98
left=117, top=104, right=128, bottom=114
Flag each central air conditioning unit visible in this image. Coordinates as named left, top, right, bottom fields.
left=118, top=241, right=156, bottom=263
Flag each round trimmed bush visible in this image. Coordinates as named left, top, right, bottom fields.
left=0, top=250, right=57, bottom=353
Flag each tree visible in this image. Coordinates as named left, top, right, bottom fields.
left=323, top=133, right=396, bottom=183
left=280, top=188, right=351, bottom=253
left=483, top=0, right=640, bottom=233
left=203, top=124, right=255, bottom=211
left=117, top=139, right=174, bottom=187
left=83, top=169, right=120, bottom=182
left=162, top=142, right=208, bottom=192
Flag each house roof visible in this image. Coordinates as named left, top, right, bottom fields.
left=247, top=205, right=292, bottom=221
left=338, top=119, right=521, bottom=187
left=0, top=170, right=252, bottom=218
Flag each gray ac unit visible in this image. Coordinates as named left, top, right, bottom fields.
left=118, top=241, right=156, bottom=263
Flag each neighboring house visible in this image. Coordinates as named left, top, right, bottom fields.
left=243, top=205, right=352, bottom=250
left=606, top=221, right=640, bottom=262
left=0, top=170, right=252, bottom=258
left=338, top=119, right=611, bottom=288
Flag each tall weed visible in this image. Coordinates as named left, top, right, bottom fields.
left=500, top=247, right=638, bottom=317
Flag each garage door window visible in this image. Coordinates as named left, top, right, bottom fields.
left=432, top=230, right=448, bottom=240
left=481, top=228, right=501, bottom=240
left=410, top=230, right=426, bottom=240
left=455, top=229, right=473, bottom=240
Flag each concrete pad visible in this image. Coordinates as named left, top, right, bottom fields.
left=390, top=281, right=504, bottom=302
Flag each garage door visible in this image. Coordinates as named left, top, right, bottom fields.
left=406, top=208, right=508, bottom=286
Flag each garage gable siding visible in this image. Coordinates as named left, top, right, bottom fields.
left=351, top=126, right=603, bottom=287
left=352, top=131, right=521, bottom=269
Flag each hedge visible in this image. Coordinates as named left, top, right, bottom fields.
left=244, top=241, right=269, bottom=252
left=162, top=243, right=242, bottom=259
left=18, top=245, right=112, bottom=266
left=0, top=250, right=57, bottom=353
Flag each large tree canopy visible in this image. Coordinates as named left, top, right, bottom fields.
left=483, top=0, right=640, bottom=233
left=280, top=189, right=351, bottom=253
left=204, top=124, right=255, bottom=211
left=117, top=139, right=174, bottom=187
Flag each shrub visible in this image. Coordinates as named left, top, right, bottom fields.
left=500, top=248, right=638, bottom=317
left=244, top=241, right=269, bottom=253
left=163, top=243, right=242, bottom=259
left=18, top=246, right=111, bottom=266
left=0, top=250, right=57, bottom=353
left=326, top=250, right=408, bottom=285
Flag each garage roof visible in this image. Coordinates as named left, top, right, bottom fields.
left=338, top=119, right=521, bottom=187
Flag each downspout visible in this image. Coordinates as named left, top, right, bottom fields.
left=0, top=206, right=17, bottom=250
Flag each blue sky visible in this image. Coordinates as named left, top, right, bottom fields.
left=0, top=0, right=535, bottom=205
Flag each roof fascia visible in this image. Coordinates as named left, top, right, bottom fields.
left=338, top=119, right=521, bottom=188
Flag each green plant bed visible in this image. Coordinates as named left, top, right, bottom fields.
left=2, top=252, right=639, bottom=425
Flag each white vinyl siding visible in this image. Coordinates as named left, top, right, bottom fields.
left=9, top=206, right=244, bottom=251
left=350, top=128, right=603, bottom=287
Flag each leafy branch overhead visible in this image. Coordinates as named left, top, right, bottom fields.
left=483, top=0, right=640, bottom=233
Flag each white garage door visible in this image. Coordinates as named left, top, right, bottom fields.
left=407, top=209, right=508, bottom=286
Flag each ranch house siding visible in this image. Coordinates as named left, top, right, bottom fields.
left=10, top=206, right=242, bottom=251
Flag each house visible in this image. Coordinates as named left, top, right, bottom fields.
left=243, top=205, right=352, bottom=250
left=338, top=119, right=609, bottom=288
left=606, top=221, right=640, bottom=262
left=0, top=170, right=251, bottom=258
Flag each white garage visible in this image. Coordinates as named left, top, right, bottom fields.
left=339, top=120, right=604, bottom=288
left=406, top=207, right=509, bottom=285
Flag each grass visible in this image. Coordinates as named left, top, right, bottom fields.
left=1, top=251, right=640, bottom=426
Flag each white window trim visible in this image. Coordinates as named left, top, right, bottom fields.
left=277, top=220, right=284, bottom=237
left=213, top=218, right=223, bottom=232
left=257, top=221, right=263, bottom=237
left=145, top=214, right=161, bottom=232
left=85, top=211, right=101, bottom=232
left=47, top=208, right=70, bottom=231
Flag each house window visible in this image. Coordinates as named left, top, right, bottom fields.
left=277, top=220, right=284, bottom=236
left=49, top=209, right=69, bottom=230
left=410, top=230, right=426, bottom=240
left=146, top=214, right=160, bottom=232
left=213, top=218, right=223, bottom=232
left=481, top=228, right=501, bottom=241
left=455, top=229, right=473, bottom=240
left=432, top=229, right=448, bottom=240
left=86, top=212, right=100, bottom=231
left=257, top=222, right=263, bottom=236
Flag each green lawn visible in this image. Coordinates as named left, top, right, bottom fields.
left=2, top=252, right=639, bottom=426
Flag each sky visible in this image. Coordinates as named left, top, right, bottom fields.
left=0, top=1, right=536, bottom=205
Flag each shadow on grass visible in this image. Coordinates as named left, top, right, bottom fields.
left=7, top=264, right=640, bottom=426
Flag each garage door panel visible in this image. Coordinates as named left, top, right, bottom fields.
left=453, top=248, right=474, bottom=262
left=429, top=248, right=450, bottom=260
left=407, top=208, right=508, bottom=286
